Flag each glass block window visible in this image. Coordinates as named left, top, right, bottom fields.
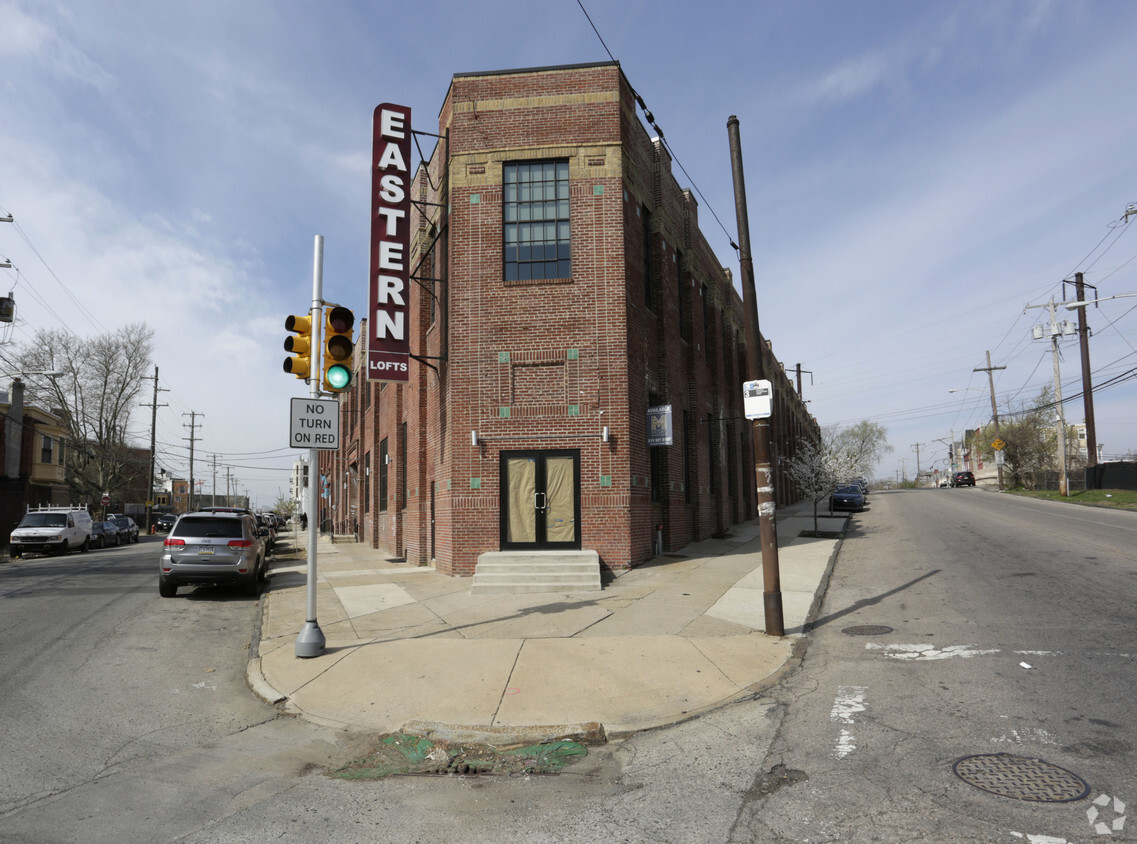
left=504, top=161, right=571, bottom=281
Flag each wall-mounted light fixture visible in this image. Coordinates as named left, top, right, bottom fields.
left=601, top=426, right=609, bottom=443
left=471, top=430, right=479, bottom=446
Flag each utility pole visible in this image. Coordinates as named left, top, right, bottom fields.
left=1071, top=272, right=1097, bottom=469
left=794, top=364, right=813, bottom=397
left=140, top=366, right=168, bottom=529
left=973, top=351, right=1006, bottom=490
left=182, top=411, right=203, bottom=511
left=911, top=443, right=922, bottom=482
left=1027, top=299, right=1074, bottom=496
left=1063, top=285, right=1137, bottom=471
left=728, top=115, right=783, bottom=638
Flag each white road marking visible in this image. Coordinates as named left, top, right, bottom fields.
left=866, top=643, right=999, bottom=660
left=1087, top=794, right=1127, bottom=836
left=830, top=686, right=867, bottom=759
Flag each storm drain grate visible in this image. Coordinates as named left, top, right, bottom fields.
left=953, top=753, right=1090, bottom=803
left=842, top=625, right=894, bottom=636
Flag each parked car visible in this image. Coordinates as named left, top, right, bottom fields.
left=950, top=471, right=976, bottom=487
left=91, top=520, right=122, bottom=549
left=256, top=514, right=276, bottom=554
left=111, top=517, right=140, bottom=543
left=830, top=483, right=866, bottom=512
left=9, top=506, right=94, bottom=557
left=159, top=511, right=266, bottom=597
left=155, top=512, right=177, bottom=532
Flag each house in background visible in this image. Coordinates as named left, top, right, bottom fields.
left=1, top=380, right=72, bottom=546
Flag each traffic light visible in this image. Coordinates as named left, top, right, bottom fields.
left=284, top=314, right=313, bottom=379
left=322, top=306, right=355, bottom=392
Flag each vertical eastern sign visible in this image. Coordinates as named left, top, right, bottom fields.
left=369, top=103, right=412, bottom=382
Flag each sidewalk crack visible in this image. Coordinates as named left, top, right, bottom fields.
left=491, top=640, right=527, bottom=726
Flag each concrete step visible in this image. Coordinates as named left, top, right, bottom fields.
left=471, top=549, right=601, bottom=594
left=473, top=561, right=598, bottom=575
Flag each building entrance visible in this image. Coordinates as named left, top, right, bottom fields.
left=500, top=450, right=580, bottom=550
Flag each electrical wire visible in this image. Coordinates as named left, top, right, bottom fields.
left=575, top=0, right=740, bottom=253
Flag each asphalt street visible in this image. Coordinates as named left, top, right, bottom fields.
left=737, top=488, right=1137, bottom=843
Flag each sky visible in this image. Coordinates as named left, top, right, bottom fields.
left=1, top=0, right=1135, bottom=505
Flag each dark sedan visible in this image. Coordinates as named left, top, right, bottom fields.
left=91, top=520, right=122, bottom=549
left=830, top=484, right=866, bottom=512
left=111, top=517, right=140, bottom=543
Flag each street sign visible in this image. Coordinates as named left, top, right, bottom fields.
left=100, top=495, right=110, bottom=507
left=991, top=438, right=1006, bottom=451
left=290, top=397, right=340, bottom=450
left=743, top=379, right=773, bottom=420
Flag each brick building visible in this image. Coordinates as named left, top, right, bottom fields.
left=319, top=62, right=818, bottom=577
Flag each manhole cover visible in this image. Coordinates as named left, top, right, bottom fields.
left=842, top=625, right=894, bottom=636
left=953, top=753, right=1089, bottom=803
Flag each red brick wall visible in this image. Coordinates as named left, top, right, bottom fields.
left=322, top=62, right=817, bottom=577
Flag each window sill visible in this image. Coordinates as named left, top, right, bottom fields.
left=503, top=276, right=574, bottom=287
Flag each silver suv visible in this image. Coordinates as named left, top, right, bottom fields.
left=158, top=511, right=266, bottom=598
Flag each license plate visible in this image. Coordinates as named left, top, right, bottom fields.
left=197, top=546, right=215, bottom=556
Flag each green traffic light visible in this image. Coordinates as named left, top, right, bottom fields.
left=326, top=363, right=351, bottom=390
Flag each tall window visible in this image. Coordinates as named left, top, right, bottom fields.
left=503, top=161, right=571, bottom=280
left=649, top=393, right=663, bottom=502
left=427, top=224, right=438, bottom=325
left=41, top=435, right=53, bottom=465
left=364, top=452, right=371, bottom=514
left=642, top=205, right=654, bottom=310
left=398, top=422, right=407, bottom=510
left=379, top=438, right=389, bottom=512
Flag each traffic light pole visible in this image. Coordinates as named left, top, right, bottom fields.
left=296, top=235, right=326, bottom=658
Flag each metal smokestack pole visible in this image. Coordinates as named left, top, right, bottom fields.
left=727, top=115, right=783, bottom=637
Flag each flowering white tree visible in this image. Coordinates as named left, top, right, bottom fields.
left=786, top=425, right=875, bottom=531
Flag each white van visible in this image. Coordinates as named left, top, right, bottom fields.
left=9, top=506, right=94, bottom=557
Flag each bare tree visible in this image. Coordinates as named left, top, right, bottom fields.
left=14, top=323, right=155, bottom=503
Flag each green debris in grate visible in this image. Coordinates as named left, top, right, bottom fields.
left=331, top=734, right=589, bottom=779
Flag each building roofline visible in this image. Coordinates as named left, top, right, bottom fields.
left=440, top=60, right=623, bottom=120
left=452, top=60, right=618, bottom=81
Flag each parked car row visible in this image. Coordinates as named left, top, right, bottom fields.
left=9, top=507, right=141, bottom=557
left=89, top=518, right=139, bottom=548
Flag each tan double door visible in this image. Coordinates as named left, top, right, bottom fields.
left=500, top=450, right=580, bottom=550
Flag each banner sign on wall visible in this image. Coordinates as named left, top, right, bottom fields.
left=368, top=103, right=412, bottom=382
left=647, top=405, right=673, bottom=447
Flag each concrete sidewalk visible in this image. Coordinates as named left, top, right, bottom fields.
left=249, top=501, right=846, bottom=744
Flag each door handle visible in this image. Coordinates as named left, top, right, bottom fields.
left=534, top=492, right=547, bottom=513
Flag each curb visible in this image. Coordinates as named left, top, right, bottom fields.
left=246, top=656, right=286, bottom=705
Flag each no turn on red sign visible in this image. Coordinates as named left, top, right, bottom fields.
left=290, top=398, right=340, bottom=450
